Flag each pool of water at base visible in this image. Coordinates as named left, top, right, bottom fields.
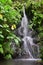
left=0, top=59, right=43, bottom=65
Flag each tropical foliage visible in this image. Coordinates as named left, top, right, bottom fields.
left=26, top=0, right=43, bottom=59
left=0, top=0, right=22, bottom=59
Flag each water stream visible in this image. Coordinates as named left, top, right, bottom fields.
left=18, top=6, right=40, bottom=59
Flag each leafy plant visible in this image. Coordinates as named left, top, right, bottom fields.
left=0, top=0, right=22, bottom=59
left=26, top=0, right=43, bottom=59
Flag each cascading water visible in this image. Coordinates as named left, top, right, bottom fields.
left=18, top=6, right=40, bottom=59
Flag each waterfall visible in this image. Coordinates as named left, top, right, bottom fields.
left=18, top=6, right=39, bottom=59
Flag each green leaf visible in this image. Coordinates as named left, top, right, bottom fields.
left=0, top=34, right=4, bottom=39
left=38, top=26, right=43, bottom=32
left=14, top=39, right=20, bottom=47
left=0, top=0, right=7, bottom=4
left=3, top=42, right=11, bottom=53
left=0, top=47, right=4, bottom=54
left=14, top=39, right=19, bottom=44
left=16, top=37, right=21, bottom=42
left=4, top=5, right=11, bottom=11
left=39, top=32, right=43, bottom=37
left=7, top=0, right=12, bottom=4
left=0, top=14, right=3, bottom=20
left=4, top=54, right=12, bottom=59
left=0, top=44, right=2, bottom=48
left=7, top=36, right=14, bottom=40
left=0, top=44, right=3, bottom=53
left=3, top=24, right=9, bottom=28
left=0, top=25, right=3, bottom=28
left=0, top=31, right=2, bottom=34
left=6, top=29, right=10, bottom=33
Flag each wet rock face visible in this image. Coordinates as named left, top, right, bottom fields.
left=33, top=37, right=40, bottom=44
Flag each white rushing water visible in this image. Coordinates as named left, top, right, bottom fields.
left=15, top=58, right=41, bottom=61
left=18, top=6, right=41, bottom=60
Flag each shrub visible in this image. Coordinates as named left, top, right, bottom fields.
left=0, top=0, right=22, bottom=59
left=26, top=0, right=43, bottom=59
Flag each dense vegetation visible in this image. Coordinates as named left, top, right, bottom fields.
left=26, top=0, right=43, bottom=59
left=0, top=0, right=22, bottom=59
left=0, top=0, right=43, bottom=60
